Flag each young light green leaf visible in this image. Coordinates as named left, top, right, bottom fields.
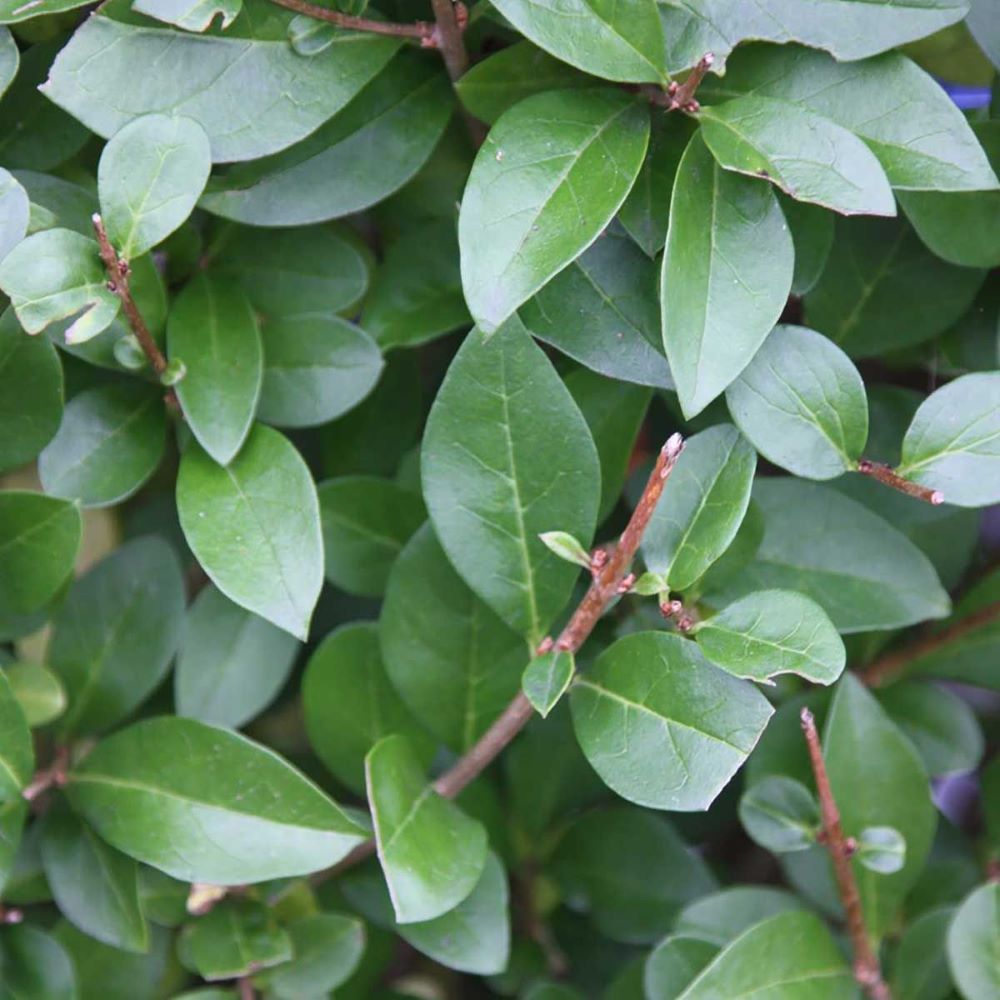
left=40, top=806, right=149, bottom=953
left=709, top=478, right=951, bottom=632
left=4, top=664, right=66, bottom=728
left=538, top=532, right=591, bottom=570
left=896, top=373, right=1000, bottom=508
left=0, top=168, right=28, bottom=261
left=0, top=670, right=32, bottom=802
left=199, top=51, right=452, bottom=224
left=262, top=913, right=365, bottom=998
left=738, top=776, right=820, bottom=853
left=856, top=826, right=906, bottom=875
left=693, top=590, right=846, bottom=685
left=699, top=95, right=895, bottom=216
left=258, top=315, right=383, bottom=430
left=178, top=899, right=291, bottom=980
left=132, top=0, right=241, bottom=31
left=0, top=308, right=63, bottom=475
left=519, top=230, right=673, bottom=390
left=522, top=649, right=575, bottom=718
left=366, top=733, right=488, bottom=923
left=422, top=321, right=600, bottom=642
left=41, top=11, right=402, bottom=163
left=570, top=632, right=774, bottom=811
left=661, top=132, right=793, bottom=416
left=0, top=228, right=119, bottom=342
left=459, top=90, right=649, bottom=333
left=175, top=584, right=299, bottom=730
left=677, top=910, right=855, bottom=998
left=632, top=571, right=668, bottom=596
left=49, top=536, right=185, bottom=736
left=67, top=716, right=368, bottom=884
left=645, top=935, right=720, bottom=1000
left=303, top=622, right=433, bottom=795
left=725, top=324, right=869, bottom=479
left=947, top=883, right=1000, bottom=1000
left=177, top=424, right=323, bottom=640
left=168, top=273, right=262, bottom=466
left=0, top=925, right=76, bottom=1000
left=0, top=492, right=80, bottom=618
left=0, top=27, right=15, bottom=97
left=642, top=424, right=756, bottom=592
left=703, top=44, right=999, bottom=192
left=98, top=115, right=210, bottom=259
left=380, top=524, right=527, bottom=752
left=489, top=0, right=664, bottom=81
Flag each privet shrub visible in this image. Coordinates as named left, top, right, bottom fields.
left=0, top=0, right=999, bottom=997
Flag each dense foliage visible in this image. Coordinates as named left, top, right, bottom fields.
left=0, top=0, right=999, bottom=997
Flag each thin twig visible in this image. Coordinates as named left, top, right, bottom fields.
left=237, top=977, right=255, bottom=1000
left=800, top=709, right=891, bottom=1000
left=644, top=53, right=715, bottom=112
left=430, top=0, right=487, bottom=146
left=857, top=459, right=943, bottom=506
left=312, top=434, right=686, bottom=883
left=22, top=746, right=70, bottom=803
left=268, top=0, right=435, bottom=40
left=861, top=599, right=1000, bottom=688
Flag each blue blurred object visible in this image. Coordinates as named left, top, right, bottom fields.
left=938, top=80, right=993, bottom=109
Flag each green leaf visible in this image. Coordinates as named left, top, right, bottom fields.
left=538, top=532, right=591, bottom=570
left=877, top=682, right=984, bottom=777
left=366, top=733, right=488, bottom=923
left=782, top=195, right=835, bottom=296
left=738, top=776, right=820, bottom=853
left=4, top=664, right=66, bottom=728
left=0, top=228, right=120, bottom=343
left=522, top=650, right=575, bottom=718
left=132, top=0, right=241, bottom=31
left=39, top=382, right=166, bottom=508
left=459, top=90, right=649, bottom=333
left=725, top=324, right=868, bottom=479
left=175, top=584, right=299, bottom=729
left=804, top=216, right=985, bottom=357
left=0, top=925, right=76, bottom=1000
left=262, top=913, right=365, bottom=998
left=823, top=674, right=937, bottom=939
left=488, top=0, right=665, bottom=82
left=67, top=716, right=367, bottom=884
left=0, top=27, right=15, bottom=98
left=455, top=41, right=595, bottom=125
left=0, top=0, right=91, bottom=20
left=896, top=373, right=1000, bottom=508
left=856, top=825, right=906, bottom=875
left=40, top=805, right=149, bottom=953
left=177, top=424, right=323, bottom=640
left=98, top=114, right=210, bottom=259
left=168, top=273, right=262, bottom=466
left=641, top=424, right=756, bottom=592
left=41, top=7, right=403, bottom=163
left=947, top=883, right=1000, bottom=1000
left=422, top=321, right=600, bottom=642
left=49, top=536, right=185, bottom=736
left=709, top=478, right=950, bottom=633
left=659, top=0, right=967, bottom=73
left=361, top=220, right=468, bottom=351
left=899, top=122, right=1000, bottom=268
left=893, top=906, right=954, bottom=1000
left=199, top=51, right=452, bottom=223
left=570, top=632, right=774, bottom=810
left=0, top=670, right=32, bottom=801
left=258, top=314, right=383, bottom=430
left=519, top=230, right=673, bottom=390
left=0, top=491, right=80, bottom=617
left=380, top=524, right=527, bottom=752
left=677, top=910, right=855, bottom=998
left=0, top=168, right=28, bottom=261
left=661, top=132, right=793, bottom=416
left=303, top=622, right=433, bottom=795
left=674, top=886, right=806, bottom=945
left=0, top=798, right=27, bottom=899
left=0, top=308, right=63, bottom=475
left=397, top=851, right=510, bottom=975
left=551, top=806, right=716, bottom=943
left=703, top=44, right=999, bottom=192
left=699, top=95, right=895, bottom=216
left=694, top=590, right=845, bottom=685
left=179, top=899, right=291, bottom=980
left=213, top=223, right=370, bottom=319
left=645, top=936, right=720, bottom=1000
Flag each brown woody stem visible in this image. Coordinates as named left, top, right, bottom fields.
left=644, top=53, right=715, bottom=112
left=429, top=0, right=487, bottom=146
left=268, top=0, right=434, bottom=39
left=861, top=599, right=1000, bottom=688
left=801, top=709, right=891, bottom=1000
left=857, top=458, right=943, bottom=506
left=22, top=745, right=70, bottom=803
left=314, top=434, right=686, bottom=883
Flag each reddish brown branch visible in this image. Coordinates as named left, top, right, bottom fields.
left=429, top=0, right=487, bottom=146
left=801, top=709, right=891, bottom=1000
left=861, top=599, right=1000, bottom=688
left=268, top=0, right=435, bottom=39
left=237, top=977, right=256, bottom=1000
left=22, top=745, right=70, bottom=803
left=643, top=53, right=715, bottom=112
left=857, top=459, right=943, bottom=506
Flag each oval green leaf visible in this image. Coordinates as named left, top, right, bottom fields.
left=0, top=670, right=32, bottom=802
left=738, top=776, right=820, bottom=853
left=947, top=883, right=1000, bottom=1000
